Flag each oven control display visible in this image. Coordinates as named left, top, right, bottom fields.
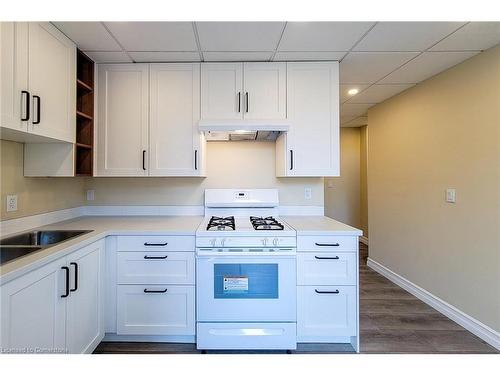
left=223, top=276, right=249, bottom=293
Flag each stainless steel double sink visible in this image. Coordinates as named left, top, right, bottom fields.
left=0, top=230, right=93, bottom=266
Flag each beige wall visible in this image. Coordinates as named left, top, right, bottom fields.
left=367, top=45, right=500, bottom=331
left=85, top=141, right=324, bottom=207
left=325, top=128, right=361, bottom=228
left=0, top=140, right=86, bottom=220
left=359, top=126, right=368, bottom=236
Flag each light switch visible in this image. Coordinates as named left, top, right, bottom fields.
left=86, top=190, right=95, bottom=201
left=327, top=179, right=334, bottom=188
left=445, top=188, right=456, bottom=203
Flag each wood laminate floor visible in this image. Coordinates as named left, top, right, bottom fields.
left=94, top=243, right=498, bottom=354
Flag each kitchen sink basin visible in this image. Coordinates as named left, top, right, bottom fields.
left=0, top=230, right=93, bottom=265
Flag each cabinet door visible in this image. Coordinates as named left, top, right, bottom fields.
left=65, top=240, right=105, bottom=354
left=0, top=22, right=29, bottom=134
left=96, top=64, right=149, bottom=176
left=0, top=258, right=67, bottom=353
left=201, top=63, right=243, bottom=120
left=243, top=62, right=286, bottom=120
left=117, top=285, right=195, bottom=335
left=297, top=285, right=356, bottom=341
left=278, top=62, right=340, bottom=177
left=28, top=22, right=76, bottom=142
left=150, top=63, right=205, bottom=176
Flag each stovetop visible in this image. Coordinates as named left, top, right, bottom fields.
left=198, top=215, right=295, bottom=237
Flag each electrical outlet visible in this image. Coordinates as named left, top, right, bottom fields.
left=304, top=187, right=312, bottom=200
left=6, top=195, right=18, bottom=212
left=327, top=179, right=334, bottom=188
left=86, top=190, right=95, bottom=201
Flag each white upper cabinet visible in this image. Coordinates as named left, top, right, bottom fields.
left=0, top=22, right=75, bottom=143
left=276, top=62, right=340, bottom=177
left=150, top=63, right=205, bottom=176
left=0, top=22, right=29, bottom=134
left=96, top=64, right=149, bottom=176
left=201, top=62, right=286, bottom=121
left=243, top=62, right=286, bottom=120
left=201, top=63, right=243, bottom=120
left=28, top=23, right=76, bottom=142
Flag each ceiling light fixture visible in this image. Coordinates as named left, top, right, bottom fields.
left=348, top=88, right=359, bottom=96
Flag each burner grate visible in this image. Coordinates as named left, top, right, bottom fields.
left=250, top=216, right=284, bottom=230
left=207, top=216, right=235, bottom=231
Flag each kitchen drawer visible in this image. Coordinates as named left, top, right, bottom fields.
left=297, top=285, right=356, bottom=340
left=116, top=236, right=195, bottom=252
left=117, top=252, right=195, bottom=285
left=297, top=253, right=357, bottom=286
left=297, top=235, right=357, bottom=252
left=117, top=285, right=195, bottom=335
left=197, top=322, right=296, bottom=350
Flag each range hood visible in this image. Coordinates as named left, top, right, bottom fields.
left=199, top=119, right=290, bottom=141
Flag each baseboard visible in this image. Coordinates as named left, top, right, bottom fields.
left=367, top=257, right=500, bottom=351
left=359, top=236, right=369, bottom=245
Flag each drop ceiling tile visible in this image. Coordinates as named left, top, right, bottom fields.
left=340, top=115, right=358, bottom=124
left=52, top=22, right=121, bottom=51
left=279, top=22, right=375, bottom=51
left=274, top=51, right=347, bottom=61
left=82, top=51, right=132, bottom=63
left=342, top=116, right=368, bottom=127
left=340, top=52, right=418, bottom=84
left=347, top=84, right=414, bottom=104
left=196, top=22, right=284, bottom=51
left=353, top=22, right=465, bottom=52
left=340, top=84, right=370, bottom=103
left=380, top=51, right=479, bottom=84
left=430, top=22, right=500, bottom=51
left=203, top=51, right=273, bottom=62
left=341, top=103, right=372, bottom=117
left=104, top=22, right=197, bottom=51
left=129, top=51, right=201, bottom=62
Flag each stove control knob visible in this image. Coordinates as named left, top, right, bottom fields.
left=221, top=238, right=226, bottom=247
left=210, top=238, right=216, bottom=247
left=262, top=238, right=268, bottom=246
left=273, top=238, right=279, bottom=246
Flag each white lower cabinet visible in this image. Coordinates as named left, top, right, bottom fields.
left=0, top=258, right=67, bottom=353
left=0, top=239, right=105, bottom=353
left=297, top=286, right=357, bottom=340
left=117, top=285, right=195, bottom=335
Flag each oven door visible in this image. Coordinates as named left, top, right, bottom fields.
left=196, top=255, right=296, bottom=322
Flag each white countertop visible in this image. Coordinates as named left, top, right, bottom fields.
left=282, top=216, right=363, bottom=236
left=0, top=215, right=203, bottom=284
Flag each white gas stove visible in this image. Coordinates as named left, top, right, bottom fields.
left=195, top=189, right=297, bottom=350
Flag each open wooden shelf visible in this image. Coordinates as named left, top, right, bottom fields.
left=75, top=50, right=95, bottom=176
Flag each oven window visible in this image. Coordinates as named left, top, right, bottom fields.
left=214, top=264, right=278, bottom=299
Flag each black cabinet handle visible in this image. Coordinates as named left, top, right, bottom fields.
left=315, top=242, right=340, bottom=247
left=314, top=255, right=340, bottom=260
left=245, top=92, right=249, bottom=113
left=142, top=150, right=146, bottom=170
left=21, top=91, right=30, bottom=121
left=144, top=242, right=168, bottom=246
left=194, top=149, right=198, bottom=170
left=33, top=95, right=41, bottom=124
left=237, top=92, right=241, bottom=112
left=315, top=289, right=340, bottom=294
left=70, top=262, right=78, bottom=292
left=290, top=150, right=294, bottom=170
left=144, top=288, right=168, bottom=294
left=61, top=266, right=70, bottom=298
left=144, top=255, right=168, bottom=259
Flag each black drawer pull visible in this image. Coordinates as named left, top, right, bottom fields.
left=144, top=288, right=168, bottom=294
left=70, top=262, right=78, bottom=292
left=315, top=242, right=340, bottom=247
left=144, top=255, right=168, bottom=259
left=315, top=289, right=340, bottom=294
left=144, top=242, right=168, bottom=246
left=314, top=255, right=340, bottom=260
